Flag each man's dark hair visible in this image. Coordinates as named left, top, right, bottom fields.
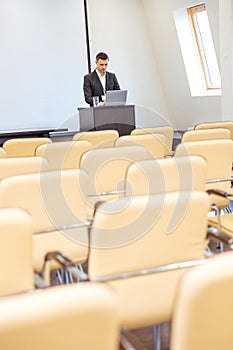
left=96, top=52, right=109, bottom=61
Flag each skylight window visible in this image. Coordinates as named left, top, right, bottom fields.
left=188, top=3, right=221, bottom=90
left=173, top=3, right=221, bottom=96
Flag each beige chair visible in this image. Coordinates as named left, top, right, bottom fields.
left=194, top=121, right=233, bottom=139
left=206, top=190, right=233, bottom=246
left=0, top=208, right=34, bottom=296
left=0, top=147, right=6, bottom=157
left=80, top=145, right=153, bottom=215
left=181, top=128, right=231, bottom=142
left=73, top=129, right=119, bottom=148
left=0, top=156, right=48, bottom=181
left=0, top=169, right=89, bottom=281
left=174, top=139, right=233, bottom=210
left=3, top=137, right=52, bottom=157
left=115, top=133, right=169, bottom=158
left=125, top=155, right=233, bottom=251
left=125, top=155, right=207, bottom=197
left=0, top=283, right=120, bottom=350
left=170, top=251, right=233, bottom=350
left=35, top=140, right=92, bottom=170
left=86, top=191, right=210, bottom=348
left=131, top=125, right=174, bottom=153
left=208, top=206, right=233, bottom=239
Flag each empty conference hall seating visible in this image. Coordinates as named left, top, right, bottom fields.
left=73, top=129, right=119, bottom=148
left=0, top=147, right=6, bottom=157
left=3, top=137, right=52, bottom=157
left=124, top=155, right=207, bottom=197
left=0, top=208, right=35, bottom=296
left=0, top=169, right=90, bottom=283
left=85, top=187, right=210, bottom=349
left=174, top=139, right=233, bottom=210
left=0, top=206, right=120, bottom=350
left=79, top=145, right=153, bottom=215
left=0, top=281, right=120, bottom=350
left=170, top=251, right=233, bottom=350
left=131, top=125, right=174, bottom=154
left=0, top=156, right=48, bottom=180
left=35, top=139, right=92, bottom=170
left=181, top=128, right=231, bottom=142
left=194, top=120, right=233, bottom=139
left=115, top=133, right=168, bottom=159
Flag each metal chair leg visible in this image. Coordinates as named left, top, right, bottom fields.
left=153, top=324, right=161, bottom=350
left=120, top=330, right=136, bottom=350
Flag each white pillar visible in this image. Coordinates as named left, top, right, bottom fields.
left=219, top=0, right=233, bottom=120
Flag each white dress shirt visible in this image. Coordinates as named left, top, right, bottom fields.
left=96, top=70, right=106, bottom=94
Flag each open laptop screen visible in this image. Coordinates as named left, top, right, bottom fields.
left=105, top=90, right=128, bottom=106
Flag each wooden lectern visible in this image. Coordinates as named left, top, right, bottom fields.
left=78, top=105, right=135, bottom=136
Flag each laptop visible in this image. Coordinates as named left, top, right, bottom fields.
left=105, top=90, right=128, bottom=106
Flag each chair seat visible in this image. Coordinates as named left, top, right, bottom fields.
left=34, top=228, right=88, bottom=272
left=208, top=214, right=233, bottom=237
left=108, top=268, right=191, bottom=328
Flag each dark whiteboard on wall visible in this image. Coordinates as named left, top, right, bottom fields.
left=0, top=0, right=88, bottom=131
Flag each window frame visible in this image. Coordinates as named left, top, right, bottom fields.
left=187, top=3, right=221, bottom=90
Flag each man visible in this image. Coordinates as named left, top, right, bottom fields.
left=83, top=52, right=120, bottom=106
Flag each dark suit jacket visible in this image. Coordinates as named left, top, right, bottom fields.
left=83, top=70, right=120, bottom=106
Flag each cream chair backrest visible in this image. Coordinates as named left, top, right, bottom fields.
left=115, top=133, right=169, bottom=158
left=195, top=121, right=233, bottom=139
left=0, top=147, right=6, bottom=157
left=131, top=125, right=174, bottom=152
left=170, top=251, right=233, bottom=350
left=0, top=208, right=34, bottom=296
left=174, top=139, right=233, bottom=209
left=0, top=156, right=48, bottom=181
left=73, top=130, right=119, bottom=148
left=0, top=283, right=120, bottom=350
left=3, top=137, right=52, bottom=157
left=36, top=140, right=92, bottom=170
left=175, top=139, right=233, bottom=191
left=88, top=191, right=209, bottom=329
left=125, top=155, right=207, bottom=197
left=0, top=169, right=89, bottom=273
left=182, top=128, right=231, bottom=142
left=80, top=145, right=153, bottom=214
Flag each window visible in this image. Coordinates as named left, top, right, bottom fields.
left=188, top=4, right=221, bottom=90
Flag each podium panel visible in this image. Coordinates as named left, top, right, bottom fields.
left=78, top=105, right=135, bottom=136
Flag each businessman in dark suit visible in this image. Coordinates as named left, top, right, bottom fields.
left=83, top=52, right=120, bottom=106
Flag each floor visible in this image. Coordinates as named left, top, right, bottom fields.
left=117, top=239, right=229, bottom=350
left=120, top=323, right=171, bottom=350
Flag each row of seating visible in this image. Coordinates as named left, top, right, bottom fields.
left=0, top=125, right=232, bottom=270
left=0, top=141, right=232, bottom=276
left=0, top=125, right=173, bottom=158
left=0, top=121, right=233, bottom=349
left=2, top=120, right=233, bottom=159
left=0, top=124, right=232, bottom=259
left=1, top=205, right=233, bottom=350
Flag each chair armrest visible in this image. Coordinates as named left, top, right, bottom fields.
left=34, top=273, right=48, bottom=289
left=207, top=189, right=233, bottom=201
left=90, top=259, right=208, bottom=283
left=207, top=227, right=233, bottom=249
left=42, top=251, right=88, bottom=281
left=205, top=176, right=233, bottom=184
left=34, top=221, right=91, bottom=235
left=88, top=190, right=125, bottom=197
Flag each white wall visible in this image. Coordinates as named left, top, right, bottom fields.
left=0, top=0, right=87, bottom=131
left=86, top=0, right=170, bottom=127
left=218, top=0, right=233, bottom=120
left=206, top=0, right=220, bottom=64
left=142, top=0, right=222, bottom=130
left=1, top=0, right=231, bottom=131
